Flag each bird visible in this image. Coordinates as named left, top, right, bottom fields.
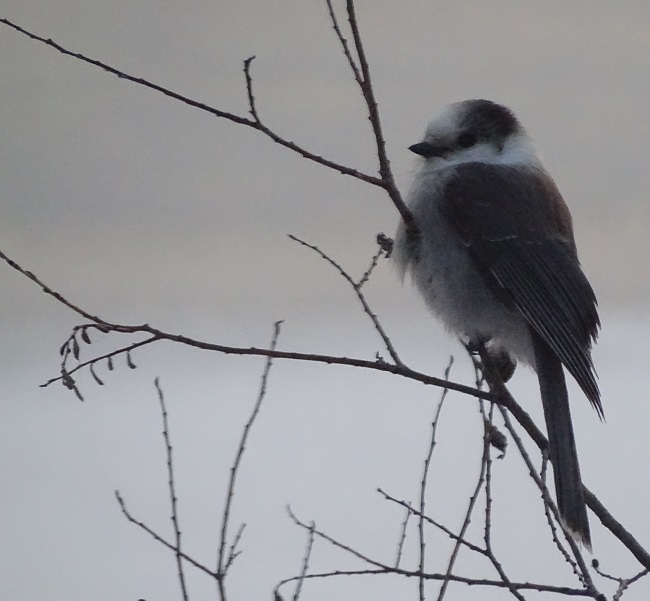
left=393, top=99, right=601, bottom=548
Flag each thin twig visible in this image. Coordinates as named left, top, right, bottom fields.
left=478, top=344, right=602, bottom=598
left=216, top=321, right=282, bottom=601
left=287, top=506, right=390, bottom=570
left=378, top=489, right=485, bottom=555
left=539, top=452, right=580, bottom=573
left=611, top=568, right=649, bottom=601
left=41, top=335, right=160, bottom=387
left=286, top=507, right=593, bottom=595
left=395, top=502, right=413, bottom=568
left=419, top=357, right=453, bottom=601
left=325, top=0, right=363, bottom=84
left=288, top=234, right=401, bottom=364
left=115, top=490, right=217, bottom=579
left=500, top=404, right=598, bottom=593
left=480, top=404, right=526, bottom=601
left=293, top=521, right=316, bottom=601
left=590, top=558, right=650, bottom=599
left=436, top=399, right=489, bottom=601
left=357, top=244, right=384, bottom=289
left=0, top=248, right=125, bottom=328
left=224, top=523, right=246, bottom=573
left=341, top=1, right=414, bottom=232
left=322, top=0, right=415, bottom=233
left=273, top=567, right=592, bottom=596
left=242, top=56, right=260, bottom=122
left=155, top=378, right=189, bottom=601
left=469, top=340, right=650, bottom=571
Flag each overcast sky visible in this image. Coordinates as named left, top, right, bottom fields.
left=1, top=2, right=649, bottom=600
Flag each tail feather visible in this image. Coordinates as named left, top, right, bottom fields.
left=531, top=329, right=591, bottom=549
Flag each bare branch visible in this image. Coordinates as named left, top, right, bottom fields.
left=287, top=506, right=391, bottom=570
left=242, top=56, right=260, bottom=122
left=477, top=343, right=603, bottom=598
left=273, top=567, right=593, bottom=596
left=583, top=489, right=650, bottom=572
left=288, top=235, right=401, bottom=365
left=216, top=321, right=283, bottom=601
left=436, top=400, right=489, bottom=600
left=394, top=502, right=413, bottom=568
left=341, top=1, right=414, bottom=232
left=378, top=488, right=485, bottom=555
left=473, top=343, right=650, bottom=572
left=0, top=243, right=484, bottom=402
left=0, top=247, right=119, bottom=327
left=325, top=0, right=363, bottom=85
left=0, top=18, right=381, bottom=186
left=480, top=404, right=526, bottom=601
left=286, top=499, right=589, bottom=596
left=155, top=378, right=189, bottom=601
left=293, top=521, right=316, bottom=601
left=2, top=242, right=646, bottom=570
left=223, top=524, right=246, bottom=573
left=115, top=490, right=217, bottom=579
left=539, top=453, right=583, bottom=576
left=40, top=336, right=160, bottom=389
left=420, top=357, right=452, bottom=601
left=357, top=243, right=384, bottom=289
left=590, top=561, right=649, bottom=601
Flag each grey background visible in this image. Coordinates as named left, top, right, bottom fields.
left=1, top=2, right=649, bottom=599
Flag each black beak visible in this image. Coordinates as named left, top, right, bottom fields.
left=408, top=141, right=446, bottom=158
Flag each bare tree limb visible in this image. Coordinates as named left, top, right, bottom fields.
left=0, top=18, right=381, bottom=186
left=591, top=561, right=649, bottom=601
left=340, top=1, right=415, bottom=233
left=288, top=235, right=401, bottom=365
left=436, top=398, right=489, bottom=601
left=325, top=0, right=363, bottom=85
left=1, top=240, right=647, bottom=571
left=477, top=345, right=604, bottom=599
left=0, top=4, right=419, bottom=236
left=273, top=566, right=594, bottom=596
left=420, top=358, right=452, bottom=601
left=288, top=506, right=391, bottom=571
left=480, top=403, right=526, bottom=601
left=0, top=243, right=482, bottom=400
left=394, top=502, right=413, bottom=568
left=378, top=488, right=485, bottom=556
left=155, top=378, right=189, bottom=601
left=292, top=521, right=316, bottom=601
left=539, top=452, right=584, bottom=577
left=216, top=321, right=282, bottom=600
left=115, top=490, right=217, bottom=579
left=474, top=342, right=650, bottom=572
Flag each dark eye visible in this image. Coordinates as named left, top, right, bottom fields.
left=457, top=132, right=477, bottom=148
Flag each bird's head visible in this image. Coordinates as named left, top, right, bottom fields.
left=410, top=99, right=539, bottom=167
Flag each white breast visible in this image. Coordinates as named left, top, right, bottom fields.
left=393, top=165, right=534, bottom=365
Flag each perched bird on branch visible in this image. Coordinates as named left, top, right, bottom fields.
left=394, top=99, right=601, bottom=548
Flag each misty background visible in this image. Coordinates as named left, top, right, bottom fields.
left=1, top=2, right=649, bottom=599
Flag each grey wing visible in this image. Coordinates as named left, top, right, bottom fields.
left=441, top=163, right=602, bottom=415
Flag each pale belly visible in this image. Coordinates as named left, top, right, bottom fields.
left=394, top=207, right=534, bottom=367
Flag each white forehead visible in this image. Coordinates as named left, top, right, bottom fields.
left=423, top=103, right=465, bottom=140
left=418, top=100, right=540, bottom=167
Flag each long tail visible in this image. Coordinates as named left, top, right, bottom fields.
left=531, top=330, right=591, bottom=549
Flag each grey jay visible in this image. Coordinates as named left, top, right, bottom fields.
left=394, top=99, right=600, bottom=547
